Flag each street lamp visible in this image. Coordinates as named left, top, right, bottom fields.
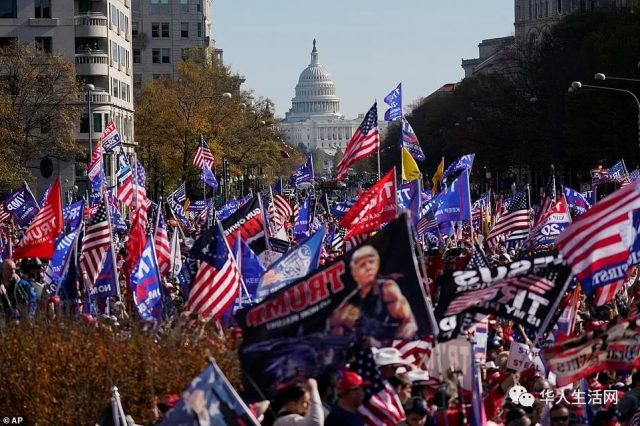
left=85, top=83, right=95, bottom=156
left=594, top=73, right=640, bottom=83
left=570, top=81, right=640, bottom=148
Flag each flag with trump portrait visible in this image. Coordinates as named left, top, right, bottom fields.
left=130, top=238, right=163, bottom=323
left=235, top=214, right=436, bottom=402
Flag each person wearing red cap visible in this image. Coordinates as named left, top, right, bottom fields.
left=325, top=371, right=366, bottom=426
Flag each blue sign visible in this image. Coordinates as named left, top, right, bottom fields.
left=3, top=184, right=39, bottom=226
left=130, top=239, right=163, bottom=322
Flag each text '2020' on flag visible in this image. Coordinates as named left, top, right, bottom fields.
left=335, top=102, right=379, bottom=181
left=556, top=178, right=640, bottom=294
left=13, top=179, right=63, bottom=260
left=130, top=238, right=163, bottom=323
left=339, top=168, right=397, bottom=240
left=236, top=214, right=435, bottom=401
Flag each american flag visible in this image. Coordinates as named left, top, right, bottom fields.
left=79, top=200, right=111, bottom=286
left=446, top=275, right=555, bottom=317
left=0, top=204, right=11, bottom=223
left=556, top=179, right=640, bottom=293
left=466, top=242, right=490, bottom=270
left=392, top=337, right=434, bottom=370
left=273, top=194, right=293, bottom=226
left=173, top=182, right=187, bottom=203
left=154, top=211, right=172, bottom=276
left=335, top=103, right=379, bottom=181
left=193, top=135, right=215, bottom=170
left=593, top=279, right=624, bottom=307
left=352, top=347, right=404, bottom=426
left=487, top=190, right=530, bottom=246
left=87, top=140, right=103, bottom=183
left=185, top=223, right=242, bottom=321
left=330, top=227, right=347, bottom=252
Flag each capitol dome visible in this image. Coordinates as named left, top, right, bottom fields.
left=284, top=40, right=342, bottom=122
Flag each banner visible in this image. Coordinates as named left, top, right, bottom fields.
left=340, top=168, right=397, bottom=240
left=100, top=120, right=122, bottom=152
left=3, top=184, right=39, bottom=226
left=221, top=196, right=267, bottom=255
left=443, top=154, right=475, bottom=183
left=290, top=157, right=313, bottom=188
left=529, top=196, right=572, bottom=247
left=434, top=168, right=472, bottom=225
left=45, top=227, right=82, bottom=295
left=293, top=196, right=310, bottom=238
left=130, top=239, right=163, bottom=322
left=168, top=192, right=193, bottom=232
left=256, top=226, right=325, bottom=301
left=397, top=180, right=420, bottom=225
left=236, top=214, right=435, bottom=401
left=434, top=253, right=571, bottom=341
left=383, top=83, right=402, bottom=122
left=543, top=318, right=640, bottom=387
left=91, top=251, right=119, bottom=299
left=63, top=200, right=84, bottom=232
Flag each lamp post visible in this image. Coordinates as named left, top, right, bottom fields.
left=85, top=83, right=95, bottom=157
left=570, top=81, right=640, bottom=149
left=594, top=73, right=640, bottom=84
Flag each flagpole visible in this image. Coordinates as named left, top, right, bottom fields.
left=236, top=231, right=252, bottom=305
left=148, top=224, right=166, bottom=326
left=103, top=191, right=123, bottom=314
left=257, top=193, right=272, bottom=251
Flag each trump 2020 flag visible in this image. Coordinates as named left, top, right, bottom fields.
left=434, top=168, right=472, bottom=225
left=256, top=225, right=325, bottom=300
left=293, top=196, right=311, bottom=239
left=290, top=157, right=313, bottom=188
left=443, top=154, right=475, bottom=183
left=101, top=121, right=122, bottom=152
left=400, top=116, right=425, bottom=162
left=234, top=237, right=265, bottom=307
left=557, top=179, right=640, bottom=294
left=45, top=227, right=82, bottom=296
left=202, top=164, right=218, bottom=190
left=3, top=183, right=39, bottom=227
left=397, top=180, right=421, bottom=225
left=384, top=83, right=402, bottom=121
left=158, top=361, right=259, bottom=426
left=91, top=250, right=119, bottom=299
left=130, top=239, right=163, bottom=323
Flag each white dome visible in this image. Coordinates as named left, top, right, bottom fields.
left=284, top=40, right=342, bottom=123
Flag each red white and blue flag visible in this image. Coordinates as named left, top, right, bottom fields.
left=100, top=120, right=122, bottom=152
left=335, top=102, right=379, bottom=181
left=154, top=212, right=172, bottom=277
left=193, top=135, right=215, bottom=170
left=79, top=199, right=111, bottom=286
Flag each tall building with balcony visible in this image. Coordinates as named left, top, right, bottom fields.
left=0, top=0, right=135, bottom=197
left=130, top=0, right=214, bottom=95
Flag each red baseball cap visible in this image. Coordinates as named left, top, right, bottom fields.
left=337, top=371, right=369, bottom=393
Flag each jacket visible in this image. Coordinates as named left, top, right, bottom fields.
left=274, top=386, right=323, bottom=426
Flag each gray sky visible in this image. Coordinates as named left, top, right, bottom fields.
left=212, top=1, right=514, bottom=119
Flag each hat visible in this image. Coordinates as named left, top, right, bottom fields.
left=374, top=348, right=411, bottom=367
left=337, top=371, right=369, bottom=393
left=405, top=396, right=428, bottom=415
left=408, top=370, right=430, bottom=385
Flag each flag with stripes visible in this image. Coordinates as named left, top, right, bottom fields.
left=87, top=139, right=103, bottom=191
left=274, top=194, right=293, bottom=226
left=392, top=337, right=434, bottom=370
left=562, top=185, right=591, bottom=217
left=466, top=242, right=490, bottom=270
left=185, top=222, right=243, bottom=321
left=174, top=182, right=187, bottom=203
left=556, top=179, right=640, bottom=294
left=335, top=102, right=379, bottom=181
left=330, top=227, right=347, bottom=252
left=79, top=200, right=111, bottom=286
left=100, top=120, right=122, bottom=152
left=352, top=346, right=405, bottom=426
left=193, top=134, right=215, bottom=170
left=0, top=203, right=11, bottom=223
left=487, top=190, right=530, bottom=247
left=154, top=212, right=172, bottom=276
left=12, top=179, right=63, bottom=260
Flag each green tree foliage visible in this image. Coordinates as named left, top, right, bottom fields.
left=383, top=10, right=640, bottom=188
left=0, top=41, right=82, bottom=188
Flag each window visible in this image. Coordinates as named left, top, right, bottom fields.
left=93, top=113, right=103, bottom=132
left=120, top=83, right=127, bottom=101
left=35, top=37, right=52, bottom=53
left=132, top=21, right=138, bottom=36
left=0, top=0, right=17, bottom=18
left=119, top=46, right=125, bottom=66
left=133, top=48, right=140, bottom=64
left=180, top=0, right=188, bottom=12
left=80, top=115, right=89, bottom=133
left=196, top=0, right=201, bottom=12
left=152, top=22, right=160, bottom=38
left=161, top=48, right=170, bottom=63
left=111, top=41, right=117, bottom=62
left=112, top=78, right=118, bottom=97
left=118, top=11, right=125, bottom=33
left=133, top=74, right=142, bottom=89
left=35, top=0, right=51, bottom=18
left=197, top=22, right=202, bottom=38
left=132, top=0, right=140, bottom=11
left=152, top=48, right=161, bottom=63
left=557, top=0, right=562, bottom=12
left=110, top=5, right=118, bottom=27
left=161, top=22, right=169, bottom=38
left=181, top=22, right=189, bottom=38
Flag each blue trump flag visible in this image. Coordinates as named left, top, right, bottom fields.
left=130, top=239, right=163, bottom=323
left=443, top=154, right=475, bottom=183
left=290, top=157, right=313, bottom=187
left=256, top=225, right=325, bottom=301
left=397, top=180, right=420, bottom=225
left=562, top=185, right=591, bottom=217
left=39, top=183, right=52, bottom=207
left=63, top=200, right=84, bottom=232
left=107, top=193, right=128, bottom=233
left=234, top=237, right=265, bottom=307
left=3, top=183, right=39, bottom=226
left=399, top=116, right=425, bottom=161
left=330, top=198, right=356, bottom=218
left=168, top=192, right=193, bottom=232
left=293, top=196, right=311, bottom=238
left=91, top=251, right=119, bottom=299
left=384, top=83, right=402, bottom=121
left=45, top=227, right=82, bottom=296
left=158, top=361, right=259, bottom=426
left=202, top=163, right=219, bottom=190
left=435, top=168, right=472, bottom=225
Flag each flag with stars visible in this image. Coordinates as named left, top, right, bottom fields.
left=487, top=190, right=530, bottom=246
left=335, top=102, right=379, bottom=181
left=79, top=199, right=111, bottom=287
left=399, top=116, right=425, bottom=162
left=185, top=222, right=243, bottom=321
left=351, top=347, right=405, bottom=426
left=193, top=134, right=216, bottom=171
left=466, top=242, right=490, bottom=270
left=158, top=361, right=260, bottom=426
left=383, top=83, right=402, bottom=121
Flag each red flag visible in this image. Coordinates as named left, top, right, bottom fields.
left=340, top=168, right=397, bottom=240
left=13, top=179, right=62, bottom=260
left=125, top=208, right=147, bottom=276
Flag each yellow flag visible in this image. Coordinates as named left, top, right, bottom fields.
left=431, top=157, right=445, bottom=195
left=183, top=198, right=191, bottom=212
left=402, top=147, right=422, bottom=182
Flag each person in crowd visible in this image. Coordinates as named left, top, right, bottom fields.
left=505, top=407, right=532, bottom=426
left=325, top=371, right=366, bottom=426
left=397, top=396, right=428, bottom=426
left=0, top=259, right=36, bottom=321
left=273, top=378, right=323, bottom=426
left=374, top=347, right=411, bottom=379
left=389, top=372, right=412, bottom=406
left=615, top=371, right=640, bottom=423
left=549, top=404, right=570, bottom=426
left=328, top=245, right=417, bottom=340
left=317, top=372, right=338, bottom=417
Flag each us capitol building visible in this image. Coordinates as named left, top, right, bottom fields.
left=280, top=40, right=387, bottom=175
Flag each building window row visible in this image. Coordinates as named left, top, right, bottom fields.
left=111, top=41, right=130, bottom=70
left=152, top=22, right=170, bottom=38
left=110, top=4, right=129, bottom=36
left=35, top=0, right=51, bottom=19
left=35, top=37, right=52, bottom=53
left=111, top=78, right=131, bottom=103
left=152, top=48, right=171, bottom=64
